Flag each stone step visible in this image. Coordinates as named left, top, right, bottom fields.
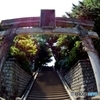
left=30, top=90, right=67, bottom=94
left=29, top=92, right=69, bottom=96
left=31, top=88, right=66, bottom=91
left=26, top=67, right=71, bottom=100
left=27, top=97, right=71, bottom=100
left=28, top=94, right=69, bottom=98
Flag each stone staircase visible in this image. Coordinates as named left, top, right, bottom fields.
left=26, top=67, right=71, bottom=100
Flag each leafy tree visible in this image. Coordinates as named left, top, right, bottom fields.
left=66, top=41, right=88, bottom=69
left=34, top=34, right=53, bottom=69
left=67, top=0, right=100, bottom=56
left=35, top=44, right=52, bottom=69
left=8, top=35, right=38, bottom=73
left=54, top=35, right=84, bottom=70
left=68, top=1, right=100, bottom=92
left=62, top=0, right=100, bottom=71
left=67, top=0, right=100, bottom=35
left=10, top=35, right=38, bottom=61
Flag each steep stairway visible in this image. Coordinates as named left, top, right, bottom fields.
left=27, top=67, right=71, bottom=100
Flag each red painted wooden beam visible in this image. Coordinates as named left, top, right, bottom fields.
left=1, top=17, right=94, bottom=30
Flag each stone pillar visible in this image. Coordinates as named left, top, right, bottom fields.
left=81, top=36, right=100, bottom=93
left=0, top=27, right=17, bottom=72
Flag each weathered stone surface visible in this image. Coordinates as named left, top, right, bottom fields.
left=64, top=60, right=97, bottom=99
left=0, top=61, right=31, bottom=100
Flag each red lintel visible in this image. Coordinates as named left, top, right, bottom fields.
left=1, top=17, right=94, bottom=29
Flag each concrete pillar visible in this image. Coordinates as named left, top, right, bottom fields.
left=81, top=36, right=100, bottom=93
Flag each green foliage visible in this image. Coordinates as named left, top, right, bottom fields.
left=68, top=0, right=100, bottom=36
left=10, top=35, right=38, bottom=61
left=35, top=44, right=52, bottom=68
left=15, top=55, right=32, bottom=75
left=56, top=35, right=80, bottom=58
left=66, top=0, right=100, bottom=60
left=54, top=35, right=85, bottom=70
left=33, top=34, right=53, bottom=69
left=10, top=46, right=21, bottom=55
left=65, top=40, right=88, bottom=69
left=67, top=41, right=80, bottom=68
left=9, top=35, right=38, bottom=74
left=55, top=34, right=88, bottom=70
left=57, top=35, right=68, bottom=47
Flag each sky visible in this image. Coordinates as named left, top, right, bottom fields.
left=0, top=0, right=82, bottom=22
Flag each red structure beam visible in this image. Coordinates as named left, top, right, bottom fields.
left=1, top=17, right=94, bottom=30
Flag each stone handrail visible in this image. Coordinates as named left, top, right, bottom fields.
left=57, top=71, right=76, bottom=100
left=16, top=69, right=39, bottom=100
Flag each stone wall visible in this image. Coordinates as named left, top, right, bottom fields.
left=64, top=60, right=97, bottom=98
left=0, top=61, right=31, bottom=100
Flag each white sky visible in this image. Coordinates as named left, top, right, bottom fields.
left=0, top=0, right=82, bottom=22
